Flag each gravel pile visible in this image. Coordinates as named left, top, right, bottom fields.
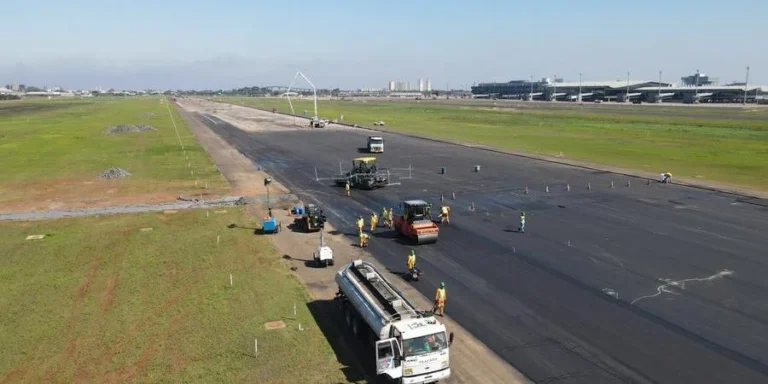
left=98, top=167, right=132, bottom=179
left=105, top=124, right=156, bottom=135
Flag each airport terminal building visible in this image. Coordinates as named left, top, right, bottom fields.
left=472, top=74, right=766, bottom=104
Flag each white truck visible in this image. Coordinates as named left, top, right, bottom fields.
left=367, top=136, right=384, bottom=153
left=335, top=260, right=453, bottom=384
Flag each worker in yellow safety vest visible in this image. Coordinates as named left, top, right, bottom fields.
left=370, top=212, right=378, bottom=233
left=388, top=208, right=395, bottom=229
left=359, top=232, right=369, bottom=248
left=434, top=282, right=446, bottom=316
left=356, top=215, right=364, bottom=235
left=345, top=180, right=350, bottom=196
left=406, top=249, right=416, bottom=271
left=440, top=205, right=450, bottom=224
left=381, top=207, right=389, bottom=227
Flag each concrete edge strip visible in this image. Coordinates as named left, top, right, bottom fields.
left=216, top=100, right=767, bottom=203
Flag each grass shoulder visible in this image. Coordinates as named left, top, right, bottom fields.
left=0, top=208, right=355, bottom=383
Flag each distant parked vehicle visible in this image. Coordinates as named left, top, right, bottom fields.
left=374, top=121, right=385, bottom=126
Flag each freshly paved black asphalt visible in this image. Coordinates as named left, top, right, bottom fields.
left=200, top=113, right=768, bottom=384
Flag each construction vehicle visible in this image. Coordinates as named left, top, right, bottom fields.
left=392, top=200, right=439, bottom=245
left=310, top=116, right=326, bottom=128
left=334, top=157, right=389, bottom=190
left=335, top=260, right=453, bottom=383
left=367, top=136, right=384, bottom=153
left=294, top=203, right=326, bottom=232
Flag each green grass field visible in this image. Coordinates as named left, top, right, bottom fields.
left=0, top=208, right=356, bottom=383
left=219, top=97, right=768, bottom=190
left=0, top=98, right=228, bottom=208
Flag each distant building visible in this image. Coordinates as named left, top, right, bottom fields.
left=388, top=81, right=410, bottom=92
left=389, top=91, right=423, bottom=98
left=426, top=79, right=432, bottom=92
left=418, top=78, right=425, bottom=92
left=471, top=79, right=547, bottom=99
left=11, top=83, right=19, bottom=91
left=681, top=72, right=717, bottom=87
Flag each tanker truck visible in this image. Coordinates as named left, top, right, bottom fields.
left=334, top=259, right=453, bottom=383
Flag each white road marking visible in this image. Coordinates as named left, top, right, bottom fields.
left=631, top=269, right=734, bottom=305
left=202, top=114, right=220, bottom=125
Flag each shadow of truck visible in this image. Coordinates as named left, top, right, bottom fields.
left=307, top=299, right=390, bottom=384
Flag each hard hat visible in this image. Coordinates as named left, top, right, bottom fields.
left=440, top=282, right=445, bottom=288
left=410, top=249, right=415, bottom=254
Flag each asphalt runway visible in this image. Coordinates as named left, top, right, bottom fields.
left=199, top=113, right=768, bottom=383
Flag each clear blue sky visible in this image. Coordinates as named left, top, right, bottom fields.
left=2, top=0, right=765, bottom=89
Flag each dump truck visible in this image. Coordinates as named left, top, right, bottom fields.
left=392, top=200, right=440, bottom=245
left=335, top=260, right=453, bottom=384
left=334, top=157, right=389, bottom=190
left=367, top=136, right=384, bottom=153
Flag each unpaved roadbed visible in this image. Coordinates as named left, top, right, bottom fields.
left=0, top=196, right=247, bottom=221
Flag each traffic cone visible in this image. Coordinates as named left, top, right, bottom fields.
left=627, top=180, right=631, bottom=187
left=546, top=185, right=550, bottom=193
left=566, top=183, right=571, bottom=192
left=610, top=180, right=614, bottom=188
left=440, top=193, right=444, bottom=201
left=452, top=192, right=456, bottom=199
left=525, top=186, right=529, bottom=194
left=587, top=182, right=591, bottom=190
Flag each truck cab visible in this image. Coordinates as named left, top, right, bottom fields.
left=367, top=136, right=384, bottom=153
left=376, top=318, right=452, bottom=383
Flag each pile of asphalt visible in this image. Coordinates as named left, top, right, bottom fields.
left=98, top=167, right=132, bottom=179
left=104, top=124, right=156, bottom=135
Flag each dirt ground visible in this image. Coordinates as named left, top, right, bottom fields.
left=175, top=99, right=531, bottom=384
left=177, top=97, right=350, bottom=133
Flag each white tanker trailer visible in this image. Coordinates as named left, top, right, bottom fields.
left=335, top=259, right=454, bottom=383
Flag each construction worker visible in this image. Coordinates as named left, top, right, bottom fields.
left=381, top=207, right=390, bottom=227
left=406, top=249, right=416, bottom=272
left=345, top=180, right=350, bottom=196
left=359, top=232, right=369, bottom=248
left=356, top=215, right=364, bottom=235
left=440, top=205, right=451, bottom=224
left=370, top=212, right=378, bottom=233
left=661, top=172, right=673, bottom=184
left=388, top=208, right=395, bottom=229
left=519, top=211, right=526, bottom=234
left=434, top=282, right=446, bottom=316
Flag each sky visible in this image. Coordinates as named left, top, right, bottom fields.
left=2, top=0, right=766, bottom=90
